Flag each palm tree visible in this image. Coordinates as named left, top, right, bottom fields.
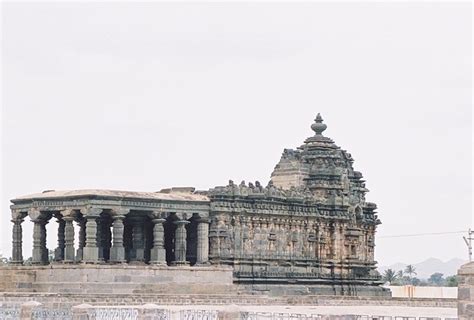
left=396, top=270, right=404, bottom=279
left=404, top=265, right=417, bottom=279
left=382, top=269, right=397, bottom=284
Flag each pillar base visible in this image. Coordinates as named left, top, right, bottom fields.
left=150, top=248, right=166, bottom=264
left=110, top=246, right=126, bottom=263
left=64, top=247, right=75, bottom=262
left=32, top=248, right=44, bottom=264
left=83, top=247, right=99, bottom=263
left=9, top=260, right=23, bottom=265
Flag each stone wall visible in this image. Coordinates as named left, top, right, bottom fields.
left=0, top=292, right=457, bottom=309
left=0, top=302, right=458, bottom=320
left=0, top=264, right=234, bottom=295
left=458, top=261, right=474, bottom=319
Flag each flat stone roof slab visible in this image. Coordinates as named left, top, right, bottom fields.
left=12, top=189, right=209, bottom=203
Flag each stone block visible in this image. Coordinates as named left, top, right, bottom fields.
left=83, top=247, right=99, bottom=262
left=114, top=275, right=131, bottom=282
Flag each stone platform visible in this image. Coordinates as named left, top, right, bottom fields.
left=0, top=264, right=234, bottom=295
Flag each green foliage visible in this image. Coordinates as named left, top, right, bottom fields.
left=404, top=265, right=417, bottom=278
left=445, top=275, right=458, bottom=287
left=382, top=268, right=397, bottom=284
left=411, top=277, right=421, bottom=286
left=428, top=272, right=445, bottom=286
left=382, top=263, right=458, bottom=287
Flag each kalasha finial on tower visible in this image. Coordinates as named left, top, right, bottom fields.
left=311, top=113, right=327, bottom=135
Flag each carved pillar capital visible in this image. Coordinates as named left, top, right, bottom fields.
left=28, top=208, right=43, bottom=222
left=80, top=207, right=102, bottom=217
left=11, top=210, right=26, bottom=223
left=60, top=209, right=76, bottom=218
left=174, top=212, right=190, bottom=221
left=149, top=210, right=168, bottom=220
left=63, top=215, right=75, bottom=222
left=110, top=208, right=130, bottom=218
left=152, top=218, right=166, bottom=224
left=173, top=219, right=191, bottom=226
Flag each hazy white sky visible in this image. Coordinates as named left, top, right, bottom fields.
left=1, top=2, right=472, bottom=267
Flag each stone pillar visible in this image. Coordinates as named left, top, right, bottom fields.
left=110, top=209, right=129, bottom=263
left=11, top=215, right=24, bottom=264
left=81, top=208, right=102, bottom=263
left=97, top=218, right=104, bottom=261
left=32, top=218, right=48, bottom=264
left=76, top=218, right=86, bottom=262
left=130, top=217, right=145, bottom=263
left=172, top=220, right=190, bottom=265
left=54, top=217, right=65, bottom=261
left=150, top=218, right=166, bottom=265
left=196, top=218, right=210, bottom=265
left=63, top=216, right=75, bottom=262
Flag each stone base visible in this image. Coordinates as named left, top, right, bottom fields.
left=240, top=283, right=391, bottom=297
left=0, top=264, right=389, bottom=298
left=109, top=246, right=125, bottom=263
left=149, top=247, right=166, bottom=264
left=0, top=264, right=234, bottom=295
left=82, top=247, right=99, bottom=262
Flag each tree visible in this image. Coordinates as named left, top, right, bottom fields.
left=404, top=265, right=417, bottom=279
left=428, top=272, right=445, bottom=286
left=411, top=277, right=421, bottom=286
left=396, top=270, right=404, bottom=279
left=382, top=269, right=397, bottom=284
left=445, top=275, right=458, bottom=287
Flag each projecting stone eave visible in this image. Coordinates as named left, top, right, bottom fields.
left=10, top=189, right=211, bottom=214
left=12, top=189, right=209, bottom=201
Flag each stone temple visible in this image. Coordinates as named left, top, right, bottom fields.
left=5, top=114, right=387, bottom=296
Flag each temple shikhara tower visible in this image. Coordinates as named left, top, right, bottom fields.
left=6, top=114, right=386, bottom=296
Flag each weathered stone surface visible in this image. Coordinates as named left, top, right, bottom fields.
left=207, top=115, right=383, bottom=294
left=458, top=261, right=474, bottom=319
left=7, top=115, right=385, bottom=296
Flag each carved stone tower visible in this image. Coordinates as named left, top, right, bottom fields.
left=271, top=113, right=371, bottom=215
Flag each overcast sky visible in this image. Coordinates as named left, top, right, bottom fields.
left=1, top=2, right=472, bottom=267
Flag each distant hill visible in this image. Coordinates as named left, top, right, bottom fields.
left=378, top=258, right=467, bottom=279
